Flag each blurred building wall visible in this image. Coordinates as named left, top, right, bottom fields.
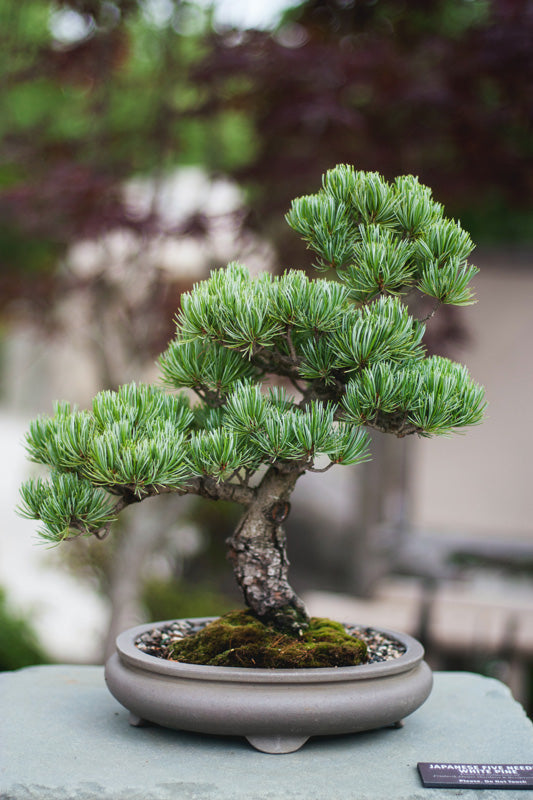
left=412, top=250, right=533, bottom=540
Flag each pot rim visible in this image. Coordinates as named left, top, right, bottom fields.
left=115, top=617, right=426, bottom=684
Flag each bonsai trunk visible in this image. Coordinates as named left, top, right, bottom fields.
left=227, top=465, right=308, bottom=635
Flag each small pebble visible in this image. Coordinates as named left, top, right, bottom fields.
left=135, top=619, right=406, bottom=664
left=343, top=624, right=406, bottom=663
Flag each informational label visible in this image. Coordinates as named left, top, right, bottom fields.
left=417, top=763, right=533, bottom=790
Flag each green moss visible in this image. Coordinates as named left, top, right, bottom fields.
left=167, top=610, right=367, bottom=668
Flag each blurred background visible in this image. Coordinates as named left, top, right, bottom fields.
left=1, top=0, right=532, bottom=714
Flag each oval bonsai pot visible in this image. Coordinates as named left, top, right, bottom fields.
left=105, top=618, right=433, bottom=754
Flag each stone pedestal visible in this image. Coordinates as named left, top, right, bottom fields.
left=1, top=666, right=532, bottom=799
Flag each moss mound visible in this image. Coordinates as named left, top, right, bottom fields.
left=167, top=610, right=367, bottom=668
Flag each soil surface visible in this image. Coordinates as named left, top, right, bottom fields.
left=135, top=618, right=407, bottom=665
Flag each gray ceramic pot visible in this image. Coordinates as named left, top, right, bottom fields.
left=105, top=618, right=432, bottom=754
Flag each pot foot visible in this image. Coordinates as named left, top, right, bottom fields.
left=246, top=735, right=309, bottom=754
left=128, top=712, right=148, bottom=727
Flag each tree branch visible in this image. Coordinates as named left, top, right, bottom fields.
left=307, top=461, right=336, bottom=473
left=252, top=343, right=301, bottom=381
left=193, top=385, right=225, bottom=408
left=419, top=298, right=441, bottom=322
left=364, top=411, right=419, bottom=438
left=190, top=476, right=256, bottom=506
left=285, top=326, right=297, bottom=362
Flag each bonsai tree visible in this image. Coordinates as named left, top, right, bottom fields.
left=19, top=165, right=485, bottom=648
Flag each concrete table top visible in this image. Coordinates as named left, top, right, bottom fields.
left=1, top=666, right=532, bottom=800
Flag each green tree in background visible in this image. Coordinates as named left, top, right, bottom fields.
left=194, top=0, right=533, bottom=255
left=0, top=0, right=255, bottom=316
left=2, top=0, right=531, bottom=318
left=0, top=589, right=50, bottom=669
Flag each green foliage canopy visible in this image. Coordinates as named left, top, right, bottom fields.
left=20, top=167, right=486, bottom=545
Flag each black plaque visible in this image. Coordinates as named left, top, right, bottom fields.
left=418, top=763, right=533, bottom=790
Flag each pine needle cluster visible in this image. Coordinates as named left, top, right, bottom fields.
left=287, top=166, right=477, bottom=306
left=20, top=166, right=485, bottom=545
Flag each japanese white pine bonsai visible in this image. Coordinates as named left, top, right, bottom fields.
left=19, top=165, right=485, bottom=662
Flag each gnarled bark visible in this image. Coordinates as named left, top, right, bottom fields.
left=227, top=465, right=309, bottom=635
